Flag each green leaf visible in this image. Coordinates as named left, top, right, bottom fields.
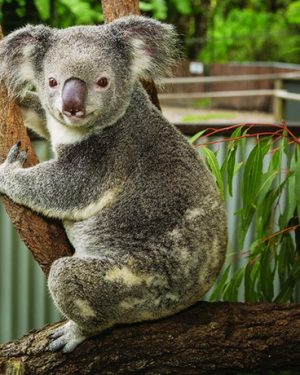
left=270, top=142, right=282, bottom=174
left=221, top=126, right=243, bottom=196
left=277, top=234, right=294, bottom=289
left=256, top=169, right=278, bottom=205
left=282, top=152, right=296, bottom=227
left=223, top=268, right=244, bottom=302
left=242, top=143, right=262, bottom=207
left=34, top=0, right=50, bottom=20
left=239, top=142, right=263, bottom=241
left=233, top=161, right=243, bottom=175
left=209, top=264, right=231, bottom=301
left=259, top=248, right=274, bottom=301
left=188, top=129, right=207, bottom=145
left=275, top=273, right=296, bottom=303
left=202, top=147, right=224, bottom=200
left=275, top=255, right=300, bottom=303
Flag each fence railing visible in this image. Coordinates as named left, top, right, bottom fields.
left=157, top=72, right=300, bottom=122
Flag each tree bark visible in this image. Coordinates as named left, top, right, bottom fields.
left=0, top=27, right=72, bottom=275
left=1, top=302, right=300, bottom=374
left=101, top=0, right=140, bottom=22
left=102, top=0, right=161, bottom=110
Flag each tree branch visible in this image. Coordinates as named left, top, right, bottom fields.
left=1, top=302, right=300, bottom=374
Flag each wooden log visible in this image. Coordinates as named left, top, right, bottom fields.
left=0, top=27, right=72, bottom=275
left=1, top=302, right=300, bottom=374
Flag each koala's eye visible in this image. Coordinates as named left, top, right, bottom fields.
left=49, top=77, right=58, bottom=88
left=96, top=77, right=108, bottom=88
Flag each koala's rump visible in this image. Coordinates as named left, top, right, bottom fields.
left=63, top=144, right=226, bottom=304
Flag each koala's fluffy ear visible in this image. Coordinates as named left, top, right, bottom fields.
left=109, top=16, right=180, bottom=81
left=0, top=25, right=53, bottom=97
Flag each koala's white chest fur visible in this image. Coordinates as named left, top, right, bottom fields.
left=46, top=114, right=91, bottom=150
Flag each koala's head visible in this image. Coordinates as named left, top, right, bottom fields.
left=0, top=16, right=179, bottom=129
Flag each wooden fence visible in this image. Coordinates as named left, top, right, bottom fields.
left=158, top=71, right=300, bottom=123
left=159, top=62, right=300, bottom=112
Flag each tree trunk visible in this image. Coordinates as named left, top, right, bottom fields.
left=0, top=27, right=72, bottom=275
left=1, top=302, right=300, bottom=374
left=101, top=0, right=140, bottom=22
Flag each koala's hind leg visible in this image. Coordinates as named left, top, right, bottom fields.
left=47, top=255, right=174, bottom=353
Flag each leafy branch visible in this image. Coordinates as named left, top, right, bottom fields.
left=192, top=123, right=300, bottom=303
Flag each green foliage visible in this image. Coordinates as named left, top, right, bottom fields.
left=170, top=0, right=192, bottom=15
left=0, top=0, right=103, bottom=30
left=192, top=127, right=300, bottom=303
left=57, top=0, right=103, bottom=26
left=33, top=0, right=103, bottom=25
left=140, top=0, right=167, bottom=20
left=137, top=0, right=300, bottom=63
left=33, top=0, right=50, bottom=20
left=286, top=0, right=300, bottom=24
left=1, top=0, right=300, bottom=63
left=201, top=7, right=300, bottom=63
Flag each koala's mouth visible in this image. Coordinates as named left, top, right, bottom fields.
left=59, top=110, right=97, bottom=127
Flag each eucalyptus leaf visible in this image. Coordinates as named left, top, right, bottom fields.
left=202, top=147, right=224, bottom=200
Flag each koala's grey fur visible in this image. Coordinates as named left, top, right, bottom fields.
left=0, top=16, right=227, bottom=353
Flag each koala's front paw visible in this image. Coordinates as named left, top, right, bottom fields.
left=5, top=142, right=28, bottom=167
left=47, top=321, right=87, bottom=353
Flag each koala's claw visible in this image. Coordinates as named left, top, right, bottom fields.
left=6, top=142, right=27, bottom=166
left=48, top=334, right=86, bottom=354
left=47, top=322, right=87, bottom=353
left=7, top=142, right=21, bottom=163
left=48, top=325, right=65, bottom=339
left=48, top=336, right=68, bottom=352
left=17, top=150, right=28, bottom=166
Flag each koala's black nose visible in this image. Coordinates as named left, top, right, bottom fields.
left=62, top=78, right=87, bottom=118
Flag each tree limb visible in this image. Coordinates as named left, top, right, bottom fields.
left=1, top=302, right=300, bottom=374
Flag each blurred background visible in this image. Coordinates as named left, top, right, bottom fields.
left=2, top=0, right=300, bottom=63
left=1, top=0, right=300, bottom=345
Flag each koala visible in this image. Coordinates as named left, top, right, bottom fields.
left=0, top=16, right=227, bottom=353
